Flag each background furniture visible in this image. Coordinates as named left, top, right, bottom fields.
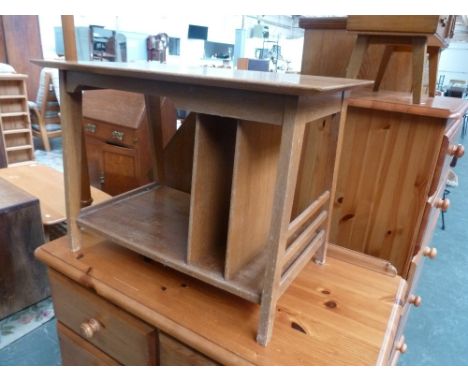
left=0, top=178, right=48, bottom=320
left=82, top=89, right=174, bottom=196
left=0, top=15, right=43, bottom=100
left=345, top=16, right=456, bottom=103
left=300, top=16, right=468, bottom=358
left=0, top=73, right=35, bottom=166
left=36, top=233, right=407, bottom=365
left=29, top=68, right=61, bottom=152
left=0, top=163, right=110, bottom=239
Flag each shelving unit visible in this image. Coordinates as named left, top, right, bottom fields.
left=0, top=74, right=35, bottom=166
left=34, top=59, right=370, bottom=346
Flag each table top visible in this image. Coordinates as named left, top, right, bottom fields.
left=36, top=232, right=405, bottom=365
left=0, top=163, right=110, bottom=225
left=348, top=90, right=468, bottom=119
left=33, top=59, right=373, bottom=96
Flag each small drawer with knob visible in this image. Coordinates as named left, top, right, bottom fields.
left=83, top=117, right=137, bottom=148
left=429, top=120, right=463, bottom=196
left=390, top=335, right=408, bottom=366
left=48, top=269, right=158, bottom=365
left=414, top=179, right=450, bottom=258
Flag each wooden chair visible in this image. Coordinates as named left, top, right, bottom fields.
left=29, top=68, right=61, bottom=151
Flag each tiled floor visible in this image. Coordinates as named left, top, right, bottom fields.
left=1, top=133, right=468, bottom=365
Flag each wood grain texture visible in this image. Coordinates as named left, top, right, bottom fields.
left=49, top=269, right=158, bottom=365
left=0, top=178, right=48, bottom=319
left=299, top=17, right=347, bottom=30
left=163, top=113, right=196, bottom=193
left=257, top=98, right=307, bottom=345
left=33, top=59, right=372, bottom=96
left=159, top=332, right=219, bottom=366
left=1, top=16, right=43, bottom=99
left=300, top=19, right=414, bottom=92
left=347, top=16, right=442, bottom=34
left=330, top=104, right=446, bottom=274
left=83, top=90, right=146, bottom=129
left=0, top=163, right=110, bottom=225
left=78, top=183, right=263, bottom=303
left=291, top=114, right=339, bottom=219
left=59, top=70, right=84, bottom=251
left=36, top=234, right=405, bottom=365
left=225, top=120, right=281, bottom=280
left=188, top=114, right=237, bottom=271
left=82, top=91, right=154, bottom=196
left=57, top=322, right=121, bottom=366
left=347, top=90, right=468, bottom=119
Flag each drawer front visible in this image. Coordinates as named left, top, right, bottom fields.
left=57, top=322, right=121, bottom=366
left=159, top=332, right=219, bottom=366
left=413, top=179, right=448, bottom=259
left=83, top=118, right=137, bottom=148
left=429, top=120, right=463, bottom=197
left=49, top=270, right=158, bottom=365
left=389, top=336, right=407, bottom=366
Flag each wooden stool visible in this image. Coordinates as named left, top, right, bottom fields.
left=345, top=16, right=456, bottom=104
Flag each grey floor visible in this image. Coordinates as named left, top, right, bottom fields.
left=1, top=133, right=468, bottom=366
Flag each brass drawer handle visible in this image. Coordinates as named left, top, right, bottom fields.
left=435, top=198, right=450, bottom=212
left=84, top=123, right=97, bottom=133
left=80, top=318, right=101, bottom=339
left=408, top=295, right=422, bottom=307
left=422, top=246, right=437, bottom=260
left=111, top=130, right=124, bottom=141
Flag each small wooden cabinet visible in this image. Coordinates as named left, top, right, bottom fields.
left=0, top=178, right=48, bottom=319
left=83, top=89, right=153, bottom=196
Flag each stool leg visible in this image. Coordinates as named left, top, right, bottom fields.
left=427, top=46, right=441, bottom=97
left=346, top=35, right=369, bottom=78
left=373, top=46, right=394, bottom=91
left=411, top=37, right=427, bottom=104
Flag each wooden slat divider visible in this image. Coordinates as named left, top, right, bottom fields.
left=224, top=120, right=282, bottom=280
left=187, top=114, right=236, bottom=272
left=288, top=190, right=330, bottom=240
left=283, top=210, right=328, bottom=269
left=279, top=230, right=325, bottom=295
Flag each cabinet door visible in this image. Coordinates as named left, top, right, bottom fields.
left=102, top=144, right=141, bottom=195
left=85, top=134, right=105, bottom=190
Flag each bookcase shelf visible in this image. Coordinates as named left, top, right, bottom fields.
left=0, top=74, right=35, bottom=165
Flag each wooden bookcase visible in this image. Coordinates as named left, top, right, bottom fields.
left=0, top=74, right=35, bottom=165
left=33, top=59, right=370, bottom=345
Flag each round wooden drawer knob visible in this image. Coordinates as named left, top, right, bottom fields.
left=423, top=246, right=437, bottom=259
left=408, top=295, right=422, bottom=307
left=449, top=144, right=465, bottom=158
left=435, top=198, right=450, bottom=212
left=397, top=341, right=408, bottom=354
left=80, top=318, right=101, bottom=339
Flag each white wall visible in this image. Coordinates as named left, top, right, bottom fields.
left=38, top=15, right=304, bottom=70
left=438, top=41, right=468, bottom=87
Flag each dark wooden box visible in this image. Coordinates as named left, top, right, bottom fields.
left=0, top=178, right=49, bottom=319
